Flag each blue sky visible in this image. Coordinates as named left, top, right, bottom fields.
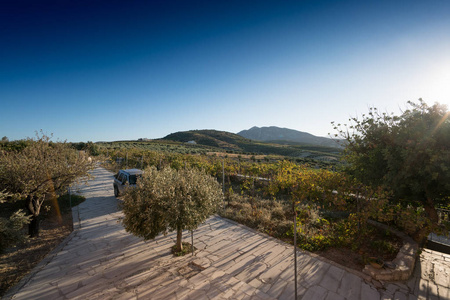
left=1, top=0, right=450, bottom=142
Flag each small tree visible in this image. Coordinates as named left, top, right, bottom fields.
left=334, top=99, right=450, bottom=241
left=0, top=133, right=95, bottom=237
left=121, top=166, right=223, bottom=252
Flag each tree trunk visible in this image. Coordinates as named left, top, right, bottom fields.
left=26, top=195, right=41, bottom=237
left=176, top=227, right=183, bottom=252
left=424, top=198, right=439, bottom=224
left=28, top=216, right=40, bottom=237
left=413, top=197, right=439, bottom=245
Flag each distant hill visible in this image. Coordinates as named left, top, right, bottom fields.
left=237, top=126, right=340, bottom=148
left=161, top=129, right=341, bottom=162
left=162, top=130, right=251, bottom=151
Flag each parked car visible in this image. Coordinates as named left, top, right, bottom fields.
left=113, top=168, right=143, bottom=197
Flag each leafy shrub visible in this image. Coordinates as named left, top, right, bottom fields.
left=0, top=210, right=30, bottom=253
left=370, top=240, right=398, bottom=255
left=271, top=205, right=286, bottom=221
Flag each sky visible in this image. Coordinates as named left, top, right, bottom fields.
left=1, top=0, right=450, bottom=142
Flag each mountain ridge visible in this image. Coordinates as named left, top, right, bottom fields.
left=237, top=126, right=340, bottom=148
left=160, top=129, right=341, bottom=162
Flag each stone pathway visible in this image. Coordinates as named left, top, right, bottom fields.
left=405, top=249, right=450, bottom=300
left=4, top=167, right=450, bottom=299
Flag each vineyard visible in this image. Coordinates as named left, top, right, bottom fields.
left=96, top=143, right=431, bottom=270
left=96, top=99, right=450, bottom=270
left=96, top=138, right=340, bottom=170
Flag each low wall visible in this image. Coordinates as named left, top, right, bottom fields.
left=362, top=220, right=419, bottom=282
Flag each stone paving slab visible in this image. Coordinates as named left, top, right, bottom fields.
left=4, top=167, right=450, bottom=299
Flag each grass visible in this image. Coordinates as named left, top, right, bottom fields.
left=171, top=242, right=197, bottom=256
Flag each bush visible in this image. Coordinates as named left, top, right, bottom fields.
left=271, top=205, right=286, bottom=221
left=220, top=191, right=293, bottom=238
left=0, top=210, right=30, bottom=253
left=370, top=240, right=397, bottom=255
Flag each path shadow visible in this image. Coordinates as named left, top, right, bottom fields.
left=406, top=252, right=442, bottom=299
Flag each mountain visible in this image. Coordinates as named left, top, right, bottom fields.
left=237, top=126, right=340, bottom=148
left=161, top=129, right=341, bottom=161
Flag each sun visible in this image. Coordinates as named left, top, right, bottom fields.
left=425, top=58, right=450, bottom=109
left=416, top=61, right=450, bottom=110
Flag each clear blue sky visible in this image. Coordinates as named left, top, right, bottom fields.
left=1, top=0, right=450, bottom=142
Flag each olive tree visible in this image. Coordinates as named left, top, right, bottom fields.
left=121, top=166, right=223, bottom=252
left=334, top=99, right=450, bottom=240
left=0, top=133, right=95, bottom=237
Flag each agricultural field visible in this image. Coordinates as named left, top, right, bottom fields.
left=98, top=141, right=413, bottom=272
left=95, top=130, right=342, bottom=170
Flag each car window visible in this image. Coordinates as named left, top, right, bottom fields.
left=129, top=175, right=139, bottom=185
left=117, top=173, right=125, bottom=183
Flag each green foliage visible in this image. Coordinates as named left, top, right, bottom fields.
left=0, top=209, right=31, bottom=253
left=334, top=99, right=450, bottom=240
left=74, top=141, right=100, bottom=156
left=0, top=140, right=31, bottom=152
left=97, top=140, right=213, bottom=155
left=370, top=203, right=435, bottom=241
left=99, top=135, right=416, bottom=251
left=221, top=188, right=401, bottom=255
left=0, top=132, right=95, bottom=237
left=71, top=142, right=87, bottom=151
left=266, top=160, right=365, bottom=212
left=292, top=204, right=333, bottom=251
left=121, top=166, right=223, bottom=252
left=0, top=191, right=31, bottom=252
left=289, top=205, right=357, bottom=252
left=370, top=240, right=397, bottom=255
left=99, top=129, right=341, bottom=166
left=335, top=99, right=450, bottom=204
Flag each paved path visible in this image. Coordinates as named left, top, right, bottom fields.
left=4, top=167, right=450, bottom=299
